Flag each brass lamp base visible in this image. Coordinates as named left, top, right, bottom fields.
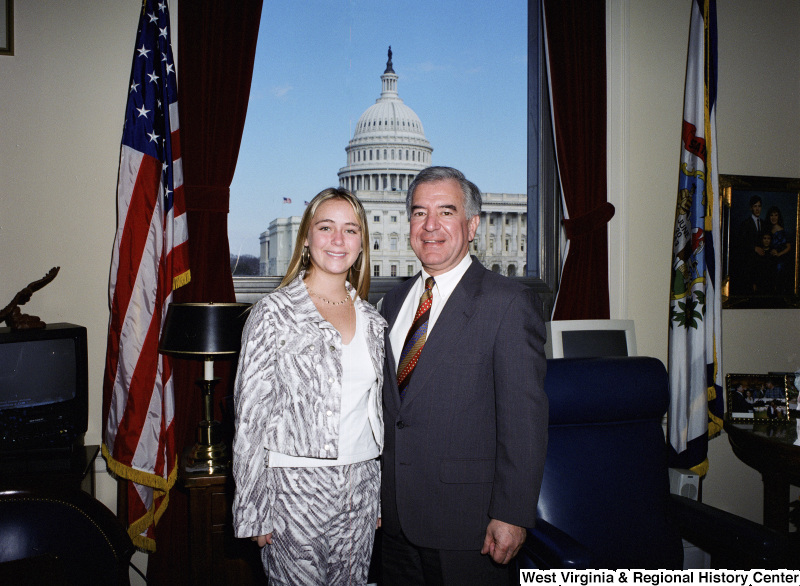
left=185, top=420, right=229, bottom=474
left=184, top=376, right=229, bottom=474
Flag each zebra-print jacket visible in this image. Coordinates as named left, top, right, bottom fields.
left=232, top=273, right=386, bottom=538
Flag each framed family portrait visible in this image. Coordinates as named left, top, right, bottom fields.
left=726, top=373, right=791, bottom=423
left=0, top=0, right=12, bottom=56
left=720, top=174, right=800, bottom=309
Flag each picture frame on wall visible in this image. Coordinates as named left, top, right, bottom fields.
left=720, top=174, right=800, bottom=309
left=725, top=373, right=791, bottom=423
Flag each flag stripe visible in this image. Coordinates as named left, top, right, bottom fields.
left=102, top=0, right=189, bottom=552
left=105, top=151, right=162, bottom=453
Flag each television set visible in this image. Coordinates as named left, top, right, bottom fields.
left=545, top=319, right=636, bottom=359
left=0, top=323, right=88, bottom=456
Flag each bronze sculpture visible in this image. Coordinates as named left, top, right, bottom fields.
left=0, top=267, right=60, bottom=330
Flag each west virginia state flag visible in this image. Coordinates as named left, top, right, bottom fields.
left=667, top=0, right=724, bottom=476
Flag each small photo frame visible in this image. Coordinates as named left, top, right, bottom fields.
left=720, top=174, right=800, bottom=309
left=0, top=0, right=12, bottom=56
left=769, top=371, right=800, bottom=418
left=726, top=373, right=791, bottom=423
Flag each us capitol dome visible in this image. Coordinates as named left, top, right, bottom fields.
left=260, top=48, right=527, bottom=279
left=337, top=46, right=432, bottom=193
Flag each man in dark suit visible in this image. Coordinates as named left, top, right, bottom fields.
left=379, top=166, right=548, bottom=585
left=735, top=194, right=765, bottom=294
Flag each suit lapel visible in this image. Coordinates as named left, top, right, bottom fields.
left=399, top=262, right=485, bottom=407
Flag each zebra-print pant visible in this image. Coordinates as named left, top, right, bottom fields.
left=261, top=458, right=380, bottom=585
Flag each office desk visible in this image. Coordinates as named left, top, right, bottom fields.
left=724, top=418, right=800, bottom=532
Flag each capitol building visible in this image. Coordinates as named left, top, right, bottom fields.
left=259, top=49, right=528, bottom=278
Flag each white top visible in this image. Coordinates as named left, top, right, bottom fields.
left=389, top=254, right=473, bottom=369
left=269, top=304, right=380, bottom=467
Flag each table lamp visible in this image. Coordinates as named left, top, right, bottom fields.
left=159, top=302, right=250, bottom=474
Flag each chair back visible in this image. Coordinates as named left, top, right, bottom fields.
left=0, top=484, right=134, bottom=585
left=537, top=356, right=683, bottom=568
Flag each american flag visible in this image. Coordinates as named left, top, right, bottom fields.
left=283, top=197, right=292, bottom=203
left=102, top=0, right=190, bottom=552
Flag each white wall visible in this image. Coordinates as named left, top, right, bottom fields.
left=0, top=0, right=138, bottom=481
left=1, top=0, right=798, bottom=566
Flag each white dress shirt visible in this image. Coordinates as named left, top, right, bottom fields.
left=389, top=254, right=473, bottom=369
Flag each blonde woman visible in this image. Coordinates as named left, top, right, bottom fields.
left=233, top=188, right=385, bottom=585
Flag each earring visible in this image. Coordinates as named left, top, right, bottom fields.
left=301, top=246, right=310, bottom=267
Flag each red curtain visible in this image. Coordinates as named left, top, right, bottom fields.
left=146, top=1, right=263, bottom=582
left=543, top=0, right=613, bottom=320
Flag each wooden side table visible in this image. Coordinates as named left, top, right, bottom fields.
left=181, top=467, right=267, bottom=586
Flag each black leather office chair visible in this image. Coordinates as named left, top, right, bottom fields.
left=518, top=357, right=792, bottom=569
left=0, top=484, right=135, bottom=585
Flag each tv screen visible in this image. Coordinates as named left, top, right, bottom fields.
left=0, top=338, right=78, bottom=409
left=561, top=329, right=629, bottom=359
left=546, top=319, right=636, bottom=359
left=0, top=323, right=88, bottom=453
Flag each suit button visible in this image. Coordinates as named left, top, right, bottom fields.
left=396, top=420, right=405, bottom=429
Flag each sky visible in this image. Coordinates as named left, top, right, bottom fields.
left=228, top=0, right=527, bottom=258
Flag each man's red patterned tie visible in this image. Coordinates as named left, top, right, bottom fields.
left=397, top=277, right=435, bottom=400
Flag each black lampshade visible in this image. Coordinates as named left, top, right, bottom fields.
left=159, top=302, right=250, bottom=358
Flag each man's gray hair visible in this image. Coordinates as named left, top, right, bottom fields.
left=406, top=166, right=482, bottom=219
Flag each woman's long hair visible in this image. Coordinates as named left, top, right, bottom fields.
left=278, top=188, right=371, bottom=299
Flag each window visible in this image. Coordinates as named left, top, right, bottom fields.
left=228, top=2, right=558, bottom=306
left=391, top=265, right=397, bottom=277
left=391, top=215, right=397, bottom=223
left=390, top=237, right=398, bottom=251
left=408, top=265, right=415, bottom=276
left=373, top=239, right=380, bottom=250
left=373, top=215, right=380, bottom=223
left=373, top=265, right=380, bottom=277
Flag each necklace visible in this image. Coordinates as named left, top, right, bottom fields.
left=308, top=288, right=351, bottom=306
